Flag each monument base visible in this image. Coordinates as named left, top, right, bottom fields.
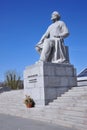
left=24, top=62, right=77, bottom=106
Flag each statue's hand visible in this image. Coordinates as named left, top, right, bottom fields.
left=54, top=35, right=61, bottom=38
left=37, top=41, right=42, bottom=45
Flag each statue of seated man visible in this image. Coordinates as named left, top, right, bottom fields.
left=35, top=11, right=69, bottom=63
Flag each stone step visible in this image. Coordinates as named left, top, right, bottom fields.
left=0, top=87, right=87, bottom=130
left=49, top=101, right=87, bottom=107
left=69, top=88, right=87, bottom=92
left=65, top=89, right=87, bottom=93
left=62, top=93, right=87, bottom=97
left=0, top=101, right=23, bottom=105
left=53, top=100, right=87, bottom=106
left=0, top=90, right=24, bottom=94
left=0, top=106, right=87, bottom=127
left=63, top=96, right=87, bottom=100
left=1, top=104, right=85, bottom=114
left=14, top=107, right=87, bottom=121
left=0, top=107, right=87, bottom=130
left=0, top=99, right=23, bottom=102
left=52, top=118, right=87, bottom=130
left=72, top=86, right=87, bottom=89
left=62, top=92, right=87, bottom=97
left=43, top=109, right=87, bottom=118
left=41, top=113, right=87, bottom=126
left=54, top=96, right=87, bottom=102
left=27, top=112, right=87, bottom=129
left=22, top=113, right=87, bottom=130
left=0, top=103, right=25, bottom=108
left=0, top=95, right=24, bottom=98
left=45, top=106, right=87, bottom=112
left=57, top=97, right=87, bottom=101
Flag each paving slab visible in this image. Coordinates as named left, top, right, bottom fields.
left=0, top=114, right=76, bottom=130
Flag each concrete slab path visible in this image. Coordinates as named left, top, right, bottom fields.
left=0, top=114, right=77, bottom=130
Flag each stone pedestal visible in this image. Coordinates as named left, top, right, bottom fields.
left=24, top=62, right=77, bottom=106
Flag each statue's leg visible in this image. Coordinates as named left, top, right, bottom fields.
left=59, top=40, right=66, bottom=62
left=40, top=39, right=52, bottom=62
left=53, top=39, right=67, bottom=63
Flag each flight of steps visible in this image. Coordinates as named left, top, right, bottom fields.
left=0, top=86, right=87, bottom=130
left=27, top=86, right=87, bottom=130
left=0, top=90, right=26, bottom=115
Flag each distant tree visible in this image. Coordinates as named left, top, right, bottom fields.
left=4, top=70, right=24, bottom=90
left=0, top=82, right=5, bottom=87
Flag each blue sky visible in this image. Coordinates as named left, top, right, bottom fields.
left=0, top=0, right=87, bottom=81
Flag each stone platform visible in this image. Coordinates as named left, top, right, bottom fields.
left=24, top=62, right=77, bottom=106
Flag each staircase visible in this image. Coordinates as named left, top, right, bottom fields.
left=0, top=90, right=26, bottom=115
left=0, top=86, right=87, bottom=130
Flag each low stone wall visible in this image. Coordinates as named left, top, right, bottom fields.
left=77, top=77, right=87, bottom=86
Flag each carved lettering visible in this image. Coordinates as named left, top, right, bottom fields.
left=28, top=74, right=38, bottom=83
left=28, top=74, right=38, bottom=78
left=29, top=79, right=37, bottom=83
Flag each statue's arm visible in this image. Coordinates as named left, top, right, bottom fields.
left=35, top=27, right=50, bottom=53
left=59, top=21, right=69, bottom=38
left=38, top=27, right=50, bottom=45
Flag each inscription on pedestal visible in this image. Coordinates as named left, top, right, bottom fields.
left=27, top=74, right=38, bottom=83
left=24, top=62, right=77, bottom=106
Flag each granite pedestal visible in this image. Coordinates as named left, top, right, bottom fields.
left=24, top=62, right=77, bottom=106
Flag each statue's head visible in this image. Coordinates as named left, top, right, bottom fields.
left=51, top=11, right=61, bottom=21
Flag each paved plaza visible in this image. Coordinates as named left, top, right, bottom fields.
left=0, top=114, right=76, bottom=130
